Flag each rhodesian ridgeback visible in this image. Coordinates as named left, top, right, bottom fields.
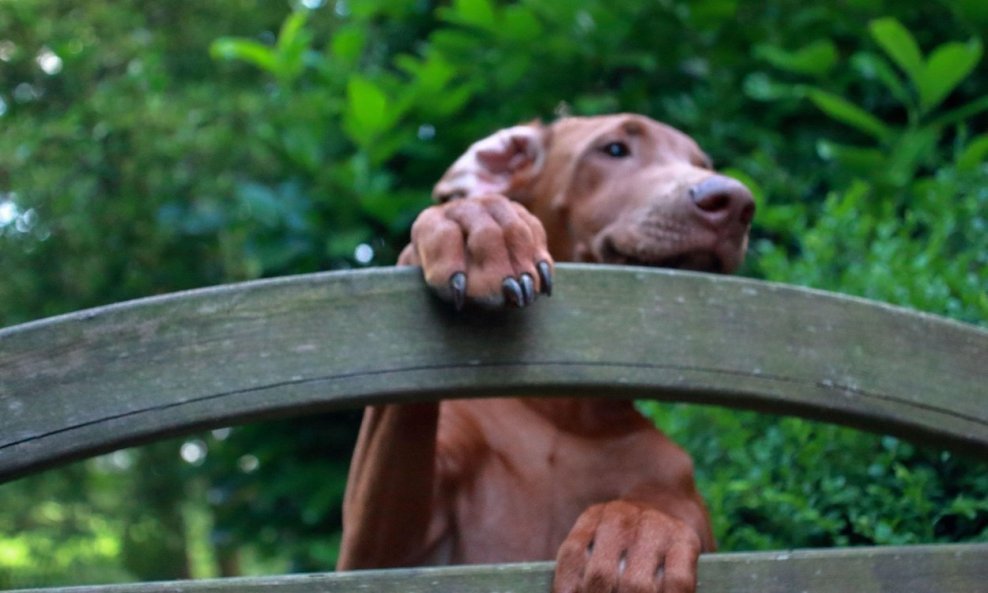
left=338, top=114, right=755, bottom=593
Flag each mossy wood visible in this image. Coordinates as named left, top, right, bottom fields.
left=1, top=265, right=986, bottom=592
left=3, top=265, right=985, bottom=481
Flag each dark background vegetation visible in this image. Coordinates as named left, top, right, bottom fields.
left=1, top=0, right=986, bottom=586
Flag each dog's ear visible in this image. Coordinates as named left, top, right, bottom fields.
left=433, top=123, right=546, bottom=203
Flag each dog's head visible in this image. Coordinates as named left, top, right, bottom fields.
left=433, top=114, right=754, bottom=274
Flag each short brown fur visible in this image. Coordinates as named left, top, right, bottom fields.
left=338, top=114, right=755, bottom=593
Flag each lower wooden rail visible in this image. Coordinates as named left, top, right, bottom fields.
left=6, top=544, right=987, bottom=593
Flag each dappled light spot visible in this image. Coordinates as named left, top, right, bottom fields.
left=212, top=427, right=233, bottom=441
left=0, top=195, right=41, bottom=236
left=238, top=455, right=260, bottom=474
left=0, top=40, right=14, bottom=62
left=418, top=124, right=436, bottom=141
left=354, top=243, right=374, bottom=264
left=12, top=82, right=39, bottom=103
left=91, top=450, right=135, bottom=473
left=0, top=198, right=17, bottom=227
left=35, top=47, right=62, bottom=75
left=181, top=440, right=208, bottom=466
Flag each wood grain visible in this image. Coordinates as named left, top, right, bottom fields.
left=6, top=544, right=987, bottom=593
left=2, top=265, right=986, bottom=483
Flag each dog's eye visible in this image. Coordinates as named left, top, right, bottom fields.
left=601, top=142, right=631, bottom=158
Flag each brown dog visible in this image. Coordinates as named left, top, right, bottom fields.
left=337, top=114, right=754, bottom=593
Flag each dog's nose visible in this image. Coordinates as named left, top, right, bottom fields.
left=689, top=175, right=755, bottom=227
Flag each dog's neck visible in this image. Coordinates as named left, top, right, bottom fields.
left=520, top=397, right=650, bottom=436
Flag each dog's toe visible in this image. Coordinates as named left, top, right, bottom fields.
left=409, top=194, right=554, bottom=310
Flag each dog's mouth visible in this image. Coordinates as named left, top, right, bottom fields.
left=645, top=252, right=724, bottom=273
left=610, top=250, right=725, bottom=274
left=595, top=236, right=733, bottom=274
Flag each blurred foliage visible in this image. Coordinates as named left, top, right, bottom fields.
left=1, top=0, right=986, bottom=587
left=746, top=16, right=988, bottom=320
left=642, top=403, right=988, bottom=550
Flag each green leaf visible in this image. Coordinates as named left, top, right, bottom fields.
left=274, top=11, right=312, bottom=83
left=448, top=0, right=497, bottom=29
left=816, top=140, right=885, bottom=174
left=850, top=52, right=912, bottom=109
left=869, top=18, right=924, bottom=84
left=277, top=11, right=309, bottom=54
left=807, top=89, right=892, bottom=141
left=754, top=40, right=838, bottom=77
left=345, top=77, right=390, bottom=145
left=429, top=83, right=477, bottom=117
left=366, top=128, right=414, bottom=165
left=330, top=26, right=367, bottom=66
left=742, top=72, right=805, bottom=101
left=930, top=94, right=988, bottom=128
left=281, top=126, right=323, bottom=173
left=917, top=39, right=982, bottom=114
left=209, top=38, right=277, bottom=73
left=501, top=5, right=543, bottom=42
left=956, top=134, right=988, bottom=171
left=209, top=12, right=310, bottom=82
left=886, top=127, right=939, bottom=187
left=688, top=0, right=738, bottom=27
left=396, top=51, right=455, bottom=95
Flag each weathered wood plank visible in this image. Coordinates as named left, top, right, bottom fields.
left=7, top=543, right=987, bottom=593
left=2, top=265, right=987, bottom=483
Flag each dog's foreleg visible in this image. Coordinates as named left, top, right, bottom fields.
left=337, top=403, right=441, bottom=569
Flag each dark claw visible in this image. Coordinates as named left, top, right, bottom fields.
left=537, top=261, right=553, bottom=296
left=502, top=277, right=524, bottom=308
left=450, top=272, right=467, bottom=311
left=520, top=274, right=535, bottom=306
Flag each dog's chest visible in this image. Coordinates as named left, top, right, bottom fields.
left=436, top=399, right=654, bottom=562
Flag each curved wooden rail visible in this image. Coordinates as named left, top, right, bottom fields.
left=2, top=264, right=986, bottom=483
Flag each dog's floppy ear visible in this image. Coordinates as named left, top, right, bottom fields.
left=433, top=123, right=546, bottom=203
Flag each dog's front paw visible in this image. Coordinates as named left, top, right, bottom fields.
left=553, top=501, right=702, bottom=593
left=405, top=194, right=554, bottom=309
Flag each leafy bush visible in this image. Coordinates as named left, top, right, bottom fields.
left=643, top=403, right=988, bottom=550
left=749, top=17, right=988, bottom=323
